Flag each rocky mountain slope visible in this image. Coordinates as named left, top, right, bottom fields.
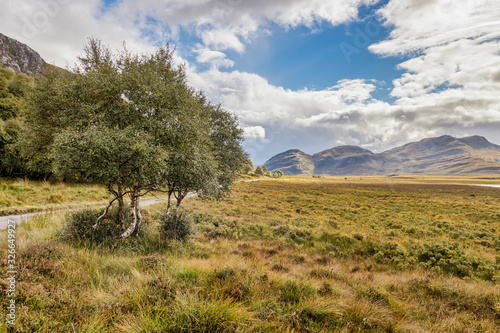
left=264, top=135, right=500, bottom=175
left=0, top=33, right=47, bottom=75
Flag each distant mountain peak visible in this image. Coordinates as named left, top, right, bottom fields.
left=458, top=135, right=497, bottom=150
left=264, top=135, right=500, bottom=176
left=0, top=33, right=47, bottom=75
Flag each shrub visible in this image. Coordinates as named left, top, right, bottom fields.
left=58, top=207, right=121, bottom=245
left=373, top=242, right=408, bottom=269
left=161, top=213, right=193, bottom=241
left=415, top=242, right=496, bottom=280
left=192, top=212, right=241, bottom=239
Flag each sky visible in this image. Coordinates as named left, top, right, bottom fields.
left=1, top=0, right=500, bottom=165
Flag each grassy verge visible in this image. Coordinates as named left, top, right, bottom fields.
left=1, top=177, right=500, bottom=332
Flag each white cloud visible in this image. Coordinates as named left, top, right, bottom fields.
left=371, top=0, right=500, bottom=56
left=101, top=0, right=377, bottom=53
left=196, top=50, right=234, bottom=68
left=370, top=0, right=500, bottom=102
left=243, top=126, right=266, bottom=139
left=0, top=0, right=156, bottom=67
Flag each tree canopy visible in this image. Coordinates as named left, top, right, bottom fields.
left=0, top=68, right=31, bottom=176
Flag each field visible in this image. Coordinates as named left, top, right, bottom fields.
left=1, top=176, right=500, bottom=332
left=0, top=178, right=110, bottom=216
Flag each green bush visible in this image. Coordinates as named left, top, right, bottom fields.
left=58, top=207, right=122, bottom=245
left=161, top=213, right=193, bottom=241
left=415, top=242, right=496, bottom=280
left=192, top=212, right=241, bottom=239
left=373, top=242, right=409, bottom=269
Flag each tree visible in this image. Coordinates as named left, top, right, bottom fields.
left=273, top=170, right=283, bottom=178
left=255, top=166, right=264, bottom=176
left=52, top=126, right=167, bottom=237
left=0, top=118, right=25, bottom=176
left=0, top=68, right=31, bottom=177
left=25, top=39, right=180, bottom=238
left=241, top=159, right=254, bottom=174
left=160, top=101, right=249, bottom=219
left=25, top=38, right=248, bottom=239
left=204, top=104, right=248, bottom=197
left=19, top=68, right=74, bottom=177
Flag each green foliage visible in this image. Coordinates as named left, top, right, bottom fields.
left=241, top=159, right=254, bottom=174
left=415, top=242, right=496, bottom=280
left=0, top=67, right=31, bottom=176
left=192, top=212, right=241, bottom=239
left=202, top=105, right=248, bottom=198
left=0, top=118, right=26, bottom=175
left=161, top=213, right=194, bottom=241
left=273, top=170, right=284, bottom=178
left=18, top=68, right=71, bottom=176
left=58, top=207, right=122, bottom=246
left=52, top=126, right=166, bottom=186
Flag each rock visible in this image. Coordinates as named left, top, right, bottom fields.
left=0, top=33, right=47, bottom=75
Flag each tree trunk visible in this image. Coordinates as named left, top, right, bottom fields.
left=173, top=198, right=182, bottom=216
left=93, top=196, right=117, bottom=229
left=163, top=190, right=173, bottom=221
left=173, top=191, right=186, bottom=216
left=133, top=196, right=142, bottom=236
left=118, top=185, right=125, bottom=232
left=119, top=192, right=138, bottom=240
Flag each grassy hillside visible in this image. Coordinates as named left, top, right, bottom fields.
left=1, top=177, right=500, bottom=332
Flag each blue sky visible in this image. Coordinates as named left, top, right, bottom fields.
left=1, top=0, right=500, bottom=164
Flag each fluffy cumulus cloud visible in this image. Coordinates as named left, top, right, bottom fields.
left=110, top=0, right=377, bottom=52
left=243, top=126, right=266, bottom=139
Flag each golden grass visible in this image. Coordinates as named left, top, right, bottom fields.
left=1, top=176, right=500, bottom=332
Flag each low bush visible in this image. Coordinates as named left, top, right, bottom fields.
left=192, top=212, right=241, bottom=239
left=161, top=213, right=193, bottom=241
left=415, top=242, right=496, bottom=280
left=58, top=207, right=122, bottom=246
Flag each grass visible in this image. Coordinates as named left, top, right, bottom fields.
left=0, top=177, right=163, bottom=216
left=0, top=178, right=111, bottom=216
left=1, top=176, right=500, bottom=331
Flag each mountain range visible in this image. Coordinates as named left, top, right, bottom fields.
left=264, top=135, right=500, bottom=175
